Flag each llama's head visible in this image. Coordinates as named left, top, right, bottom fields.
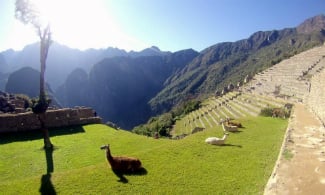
left=100, top=144, right=110, bottom=150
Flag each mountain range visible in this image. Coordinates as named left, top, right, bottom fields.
left=1, top=14, right=325, bottom=129
left=0, top=44, right=171, bottom=90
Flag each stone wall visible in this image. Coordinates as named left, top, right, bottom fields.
left=307, top=69, right=325, bottom=125
left=0, top=107, right=102, bottom=133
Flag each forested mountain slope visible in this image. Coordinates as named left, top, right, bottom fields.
left=149, top=15, right=325, bottom=114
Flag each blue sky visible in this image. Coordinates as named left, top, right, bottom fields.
left=0, top=0, right=324, bottom=52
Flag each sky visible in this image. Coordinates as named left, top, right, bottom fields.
left=0, top=0, right=324, bottom=52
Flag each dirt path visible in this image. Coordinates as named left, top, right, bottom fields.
left=264, top=103, right=325, bottom=194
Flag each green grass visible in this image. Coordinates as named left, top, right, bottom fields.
left=0, top=116, right=287, bottom=194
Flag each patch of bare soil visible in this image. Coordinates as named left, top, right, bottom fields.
left=264, top=103, right=325, bottom=194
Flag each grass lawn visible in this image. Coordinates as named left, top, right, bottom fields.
left=0, top=116, right=287, bottom=194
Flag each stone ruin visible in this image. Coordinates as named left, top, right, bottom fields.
left=0, top=107, right=102, bottom=133
left=0, top=91, right=26, bottom=113
left=0, top=91, right=102, bottom=133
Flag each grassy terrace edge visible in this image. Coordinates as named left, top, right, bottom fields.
left=0, top=117, right=287, bottom=194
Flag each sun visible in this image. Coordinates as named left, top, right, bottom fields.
left=26, top=0, right=147, bottom=51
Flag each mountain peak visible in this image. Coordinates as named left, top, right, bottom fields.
left=149, top=46, right=161, bottom=52
left=128, top=46, right=170, bottom=57
left=140, top=46, right=161, bottom=53
left=296, top=14, right=325, bottom=34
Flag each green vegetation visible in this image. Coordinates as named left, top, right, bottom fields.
left=260, top=107, right=274, bottom=117
left=132, top=99, right=201, bottom=137
left=1, top=117, right=287, bottom=194
left=260, top=106, right=292, bottom=118
left=132, top=112, right=174, bottom=136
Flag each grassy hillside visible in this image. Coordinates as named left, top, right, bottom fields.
left=0, top=117, right=287, bottom=194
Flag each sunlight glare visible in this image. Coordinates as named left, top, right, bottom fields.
left=28, top=0, right=147, bottom=51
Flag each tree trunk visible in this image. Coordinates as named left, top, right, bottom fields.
left=39, top=29, right=52, bottom=149
left=39, top=113, right=53, bottom=149
left=40, top=37, right=47, bottom=101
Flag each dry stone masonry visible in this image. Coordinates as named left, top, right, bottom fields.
left=0, top=90, right=102, bottom=133
left=307, top=68, right=325, bottom=126
left=241, top=43, right=325, bottom=125
left=244, top=44, right=325, bottom=102
left=0, top=91, right=26, bottom=113
left=0, top=107, right=101, bottom=133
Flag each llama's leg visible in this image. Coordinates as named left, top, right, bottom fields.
left=112, top=169, right=128, bottom=183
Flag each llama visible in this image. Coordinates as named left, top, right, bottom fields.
left=226, top=119, right=242, bottom=128
left=222, top=121, right=238, bottom=132
left=100, top=144, right=142, bottom=173
left=205, top=133, right=229, bottom=145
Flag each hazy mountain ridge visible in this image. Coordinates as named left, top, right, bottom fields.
left=0, top=43, right=170, bottom=90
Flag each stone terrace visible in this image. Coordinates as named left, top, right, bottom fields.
left=244, top=44, right=325, bottom=102
left=173, top=44, right=325, bottom=137
left=174, top=91, right=287, bottom=135
left=307, top=68, right=325, bottom=125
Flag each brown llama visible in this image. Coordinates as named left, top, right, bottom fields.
left=225, top=118, right=242, bottom=128
left=100, top=144, right=142, bottom=173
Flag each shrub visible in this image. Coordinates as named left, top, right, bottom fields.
left=260, top=106, right=292, bottom=118
left=31, top=97, right=51, bottom=114
left=260, top=107, right=274, bottom=117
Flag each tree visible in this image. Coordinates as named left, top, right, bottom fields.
left=15, top=0, right=53, bottom=148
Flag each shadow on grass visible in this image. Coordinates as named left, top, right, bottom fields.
left=222, top=144, right=242, bottom=148
left=45, top=147, right=55, bottom=173
left=0, top=125, right=85, bottom=144
left=228, top=130, right=243, bottom=133
left=112, top=167, right=148, bottom=183
left=39, top=147, right=56, bottom=195
left=39, top=173, right=56, bottom=195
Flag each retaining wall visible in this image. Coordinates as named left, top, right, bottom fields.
left=0, top=107, right=102, bottom=133
left=307, top=69, right=325, bottom=125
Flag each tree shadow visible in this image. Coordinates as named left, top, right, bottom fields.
left=39, top=147, right=56, bottom=194
left=0, top=125, right=85, bottom=145
left=45, top=147, right=55, bottom=173
left=39, top=173, right=56, bottom=195
left=112, top=167, right=148, bottom=183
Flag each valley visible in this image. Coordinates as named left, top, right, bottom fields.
left=1, top=14, right=325, bottom=194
